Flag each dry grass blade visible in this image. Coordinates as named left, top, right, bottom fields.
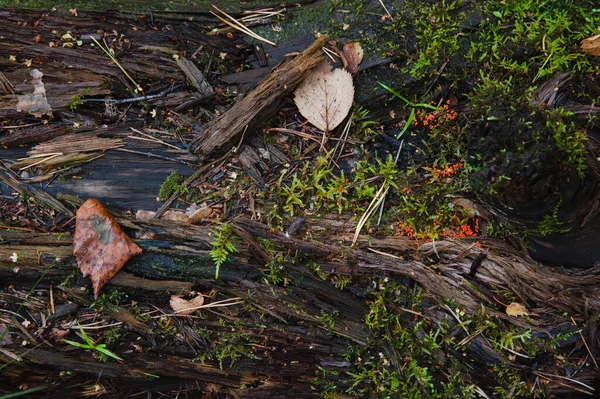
left=571, top=316, right=599, bottom=369
left=159, top=297, right=244, bottom=316
left=211, top=6, right=277, bottom=46
left=212, top=8, right=285, bottom=35
left=129, top=127, right=182, bottom=150
left=352, top=183, right=389, bottom=245
left=532, top=371, right=595, bottom=395
left=367, top=247, right=401, bottom=259
left=91, top=37, right=143, bottom=93
left=378, top=0, right=394, bottom=19
left=331, top=115, right=352, bottom=165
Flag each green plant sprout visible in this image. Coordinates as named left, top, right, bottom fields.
left=378, top=81, right=438, bottom=139
left=63, top=322, right=123, bottom=361
left=209, top=223, right=239, bottom=279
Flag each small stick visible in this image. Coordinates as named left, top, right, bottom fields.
left=129, top=127, right=183, bottom=150
left=377, top=0, right=394, bottom=19
left=49, top=285, right=55, bottom=315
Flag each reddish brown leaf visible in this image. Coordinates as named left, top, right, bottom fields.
left=341, top=41, right=363, bottom=75
left=74, top=199, right=142, bottom=298
left=329, top=40, right=363, bottom=76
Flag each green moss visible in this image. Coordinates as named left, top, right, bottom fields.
left=253, top=1, right=337, bottom=45
left=157, top=171, right=183, bottom=201
left=535, top=199, right=571, bottom=236
left=66, top=87, right=91, bottom=111
left=194, top=319, right=260, bottom=369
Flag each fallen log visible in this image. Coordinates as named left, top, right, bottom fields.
left=189, top=35, right=328, bottom=158
left=1, top=206, right=599, bottom=397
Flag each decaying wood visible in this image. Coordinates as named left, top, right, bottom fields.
left=175, top=58, right=214, bottom=97
left=0, top=161, right=74, bottom=218
left=1, top=6, right=599, bottom=398
left=189, top=35, right=329, bottom=158
left=1, top=204, right=599, bottom=395
left=0, top=9, right=240, bottom=119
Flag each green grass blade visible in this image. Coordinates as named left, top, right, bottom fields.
left=377, top=81, right=412, bottom=105
left=0, top=385, right=49, bottom=399
left=76, top=323, right=95, bottom=347
left=397, top=108, right=416, bottom=139
left=62, top=339, right=90, bottom=349
left=95, top=345, right=123, bottom=361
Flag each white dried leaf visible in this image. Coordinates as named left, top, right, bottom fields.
left=170, top=294, right=205, bottom=315
left=294, top=61, right=354, bottom=132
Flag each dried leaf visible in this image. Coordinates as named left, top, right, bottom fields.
left=16, top=69, right=52, bottom=118
left=49, top=328, right=69, bottom=342
left=294, top=61, right=354, bottom=132
left=342, top=41, right=363, bottom=75
left=582, top=34, right=600, bottom=56
left=506, top=302, right=528, bottom=317
left=74, top=199, right=142, bottom=298
left=170, top=294, right=205, bottom=315
left=451, top=197, right=491, bottom=220
left=186, top=203, right=215, bottom=224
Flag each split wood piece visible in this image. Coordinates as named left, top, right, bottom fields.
left=189, top=35, right=329, bottom=158
left=0, top=161, right=74, bottom=218
left=175, top=58, right=214, bottom=97
left=0, top=125, right=74, bottom=148
left=9, top=133, right=124, bottom=171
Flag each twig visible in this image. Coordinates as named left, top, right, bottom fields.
left=115, top=148, right=190, bottom=165
left=85, top=85, right=181, bottom=104
left=377, top=0, right=394, bottom=19
left=571, top=316, right=599, bottom=369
